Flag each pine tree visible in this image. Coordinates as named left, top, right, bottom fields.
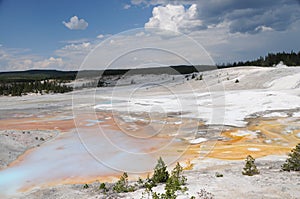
left=242, top=155, right=260, bottom=176
left=164, top=162, right=187, bottom=198
left=281, top=143, right=300, bottom=171
left=113, top=172, right=128, bottom=192
left=152, top=157, right=169, bottom=184
left=113, top=172, right=135, bottom=193
left=83, top=184, right=89, bottom=189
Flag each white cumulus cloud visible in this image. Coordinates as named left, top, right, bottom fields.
left=145, top=4, right=204, bottom=33
left=61, top=42, right=91, bottom=51
left=54, top=42, right=95, bottom=70
left=35, top=57, right=64, bottom=68
left=63, top=16, right=88, bottom=30
left=123, top=4, right=131, bottom=9
left=97, top=34, right=104, bottom=39
left=140, top=0, right=300, bottom=34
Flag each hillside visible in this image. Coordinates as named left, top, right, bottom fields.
left=0, top=65, right=215, bottom=82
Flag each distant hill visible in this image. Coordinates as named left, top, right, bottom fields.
left=0, top=65, right=215, bottom=83
left=0, top=70, right=76, bottom=82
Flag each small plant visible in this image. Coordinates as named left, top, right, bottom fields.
left=281, top=143, right=300, bottom=171
left=196, top=189, right=214, bottom=199
left=99, top=182, right=108, bottom=192
left=83, top=184, right=89, bottom=189
left=142, top=174, right=156, bottom=197
left=113, top=172, right=135, bottom=193
left=196, top=74, right=203, bottom=81
left=164, top=162, right=188, bottom=198
left=137, top=177, right=144, bottom=185
left=242, top=155, right=260, bottom=176
left=215, top=172, right=223, bottom=177
left=141, top=175, right=155, bottom=199
left=235, top=79, right=239, bottom=83
left=167, top=162, right=187, bottom=189
left=152, top=157, right=169, bottom=184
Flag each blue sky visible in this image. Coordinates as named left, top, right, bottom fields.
left=0, top=0, right=150, bottom=54
left=0, top=0, right=300, bottom=71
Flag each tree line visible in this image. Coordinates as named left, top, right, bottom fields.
left=0, top=80, right=73, bottom=96
left=218, top=51, right=300, bottom=68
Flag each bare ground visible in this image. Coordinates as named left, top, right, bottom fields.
left=0, top=130, right=58, bottom=169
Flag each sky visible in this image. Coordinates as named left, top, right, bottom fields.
left=0, top=0, right=299, bottom=71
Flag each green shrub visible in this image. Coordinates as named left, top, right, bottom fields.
left=83, top=184, right=89, bottom=189
left=242, top=155, right=260, bottom=176
left=113, top=172, right=136, bottom=193
left=281, top=143, right=300, bottom=171
left=138, top=177, right=143, bottom=185
left=99, top=182, right=108, bottom=192
left=165, top=162, right=187, bottom=191
left=165, top=162, right=187, bottom=198
left=141, top=175, right=156, bottom=199
left=149, top=162, right=188, bottom=199
left=152, top=157, right=169, bottom=184
left=196, top=74, right=203, bottom=81
left=215, top=172, right=223, bottom=177
left=142, top=174, right=154, bottom=188
left=113, top=172, right=128, bottom=192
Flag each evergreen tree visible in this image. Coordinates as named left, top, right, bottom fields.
left=164, top=162, right=187, bottom=197
left=242, top=155, right=260, bottom=176
left=152, top=157, right=169, bottom=184
left=113, top=172, right=135, bottom=193
left=281, top=143, right=300, bottom=171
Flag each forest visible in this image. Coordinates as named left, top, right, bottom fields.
left=0, top=80, right=73, bottom=96
left=218, top=51, right=300, bottom=68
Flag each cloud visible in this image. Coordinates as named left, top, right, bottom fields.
left=55, top=42, right=92, bottom=59
left=208, top=23, right=300, bottom=64
left=131, top=0, right=145, bottom=5
left=76, top=29, right=215, bottom=71
left=0, top=46, right=67, bottom=71
left=255, top=26, right=273, bottom=33
left=34, top=57, right=64, bottom=69
left=137, top=0, right=300, bottom=34
left=0, top=47, right=35, bottom=71
left=63, top=16, right=88, bottom=30
left=60, top=42, right=92, bottom=51
left=222, top=2, right=300, bottom=33
left=131, top=0, right=167, bottom=6
left=1, top=21, right=300, bottom=72
left=54, top=42, right=95, bottom=70
left=145, top=4, right=204, bottom=33
left=60, top=38, right=90, bottom=44
left=0, top=44, right=72, bottom=71
left=96, top=34, right=104, bottom=39
left=123, top=4, right=131, bottom=9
